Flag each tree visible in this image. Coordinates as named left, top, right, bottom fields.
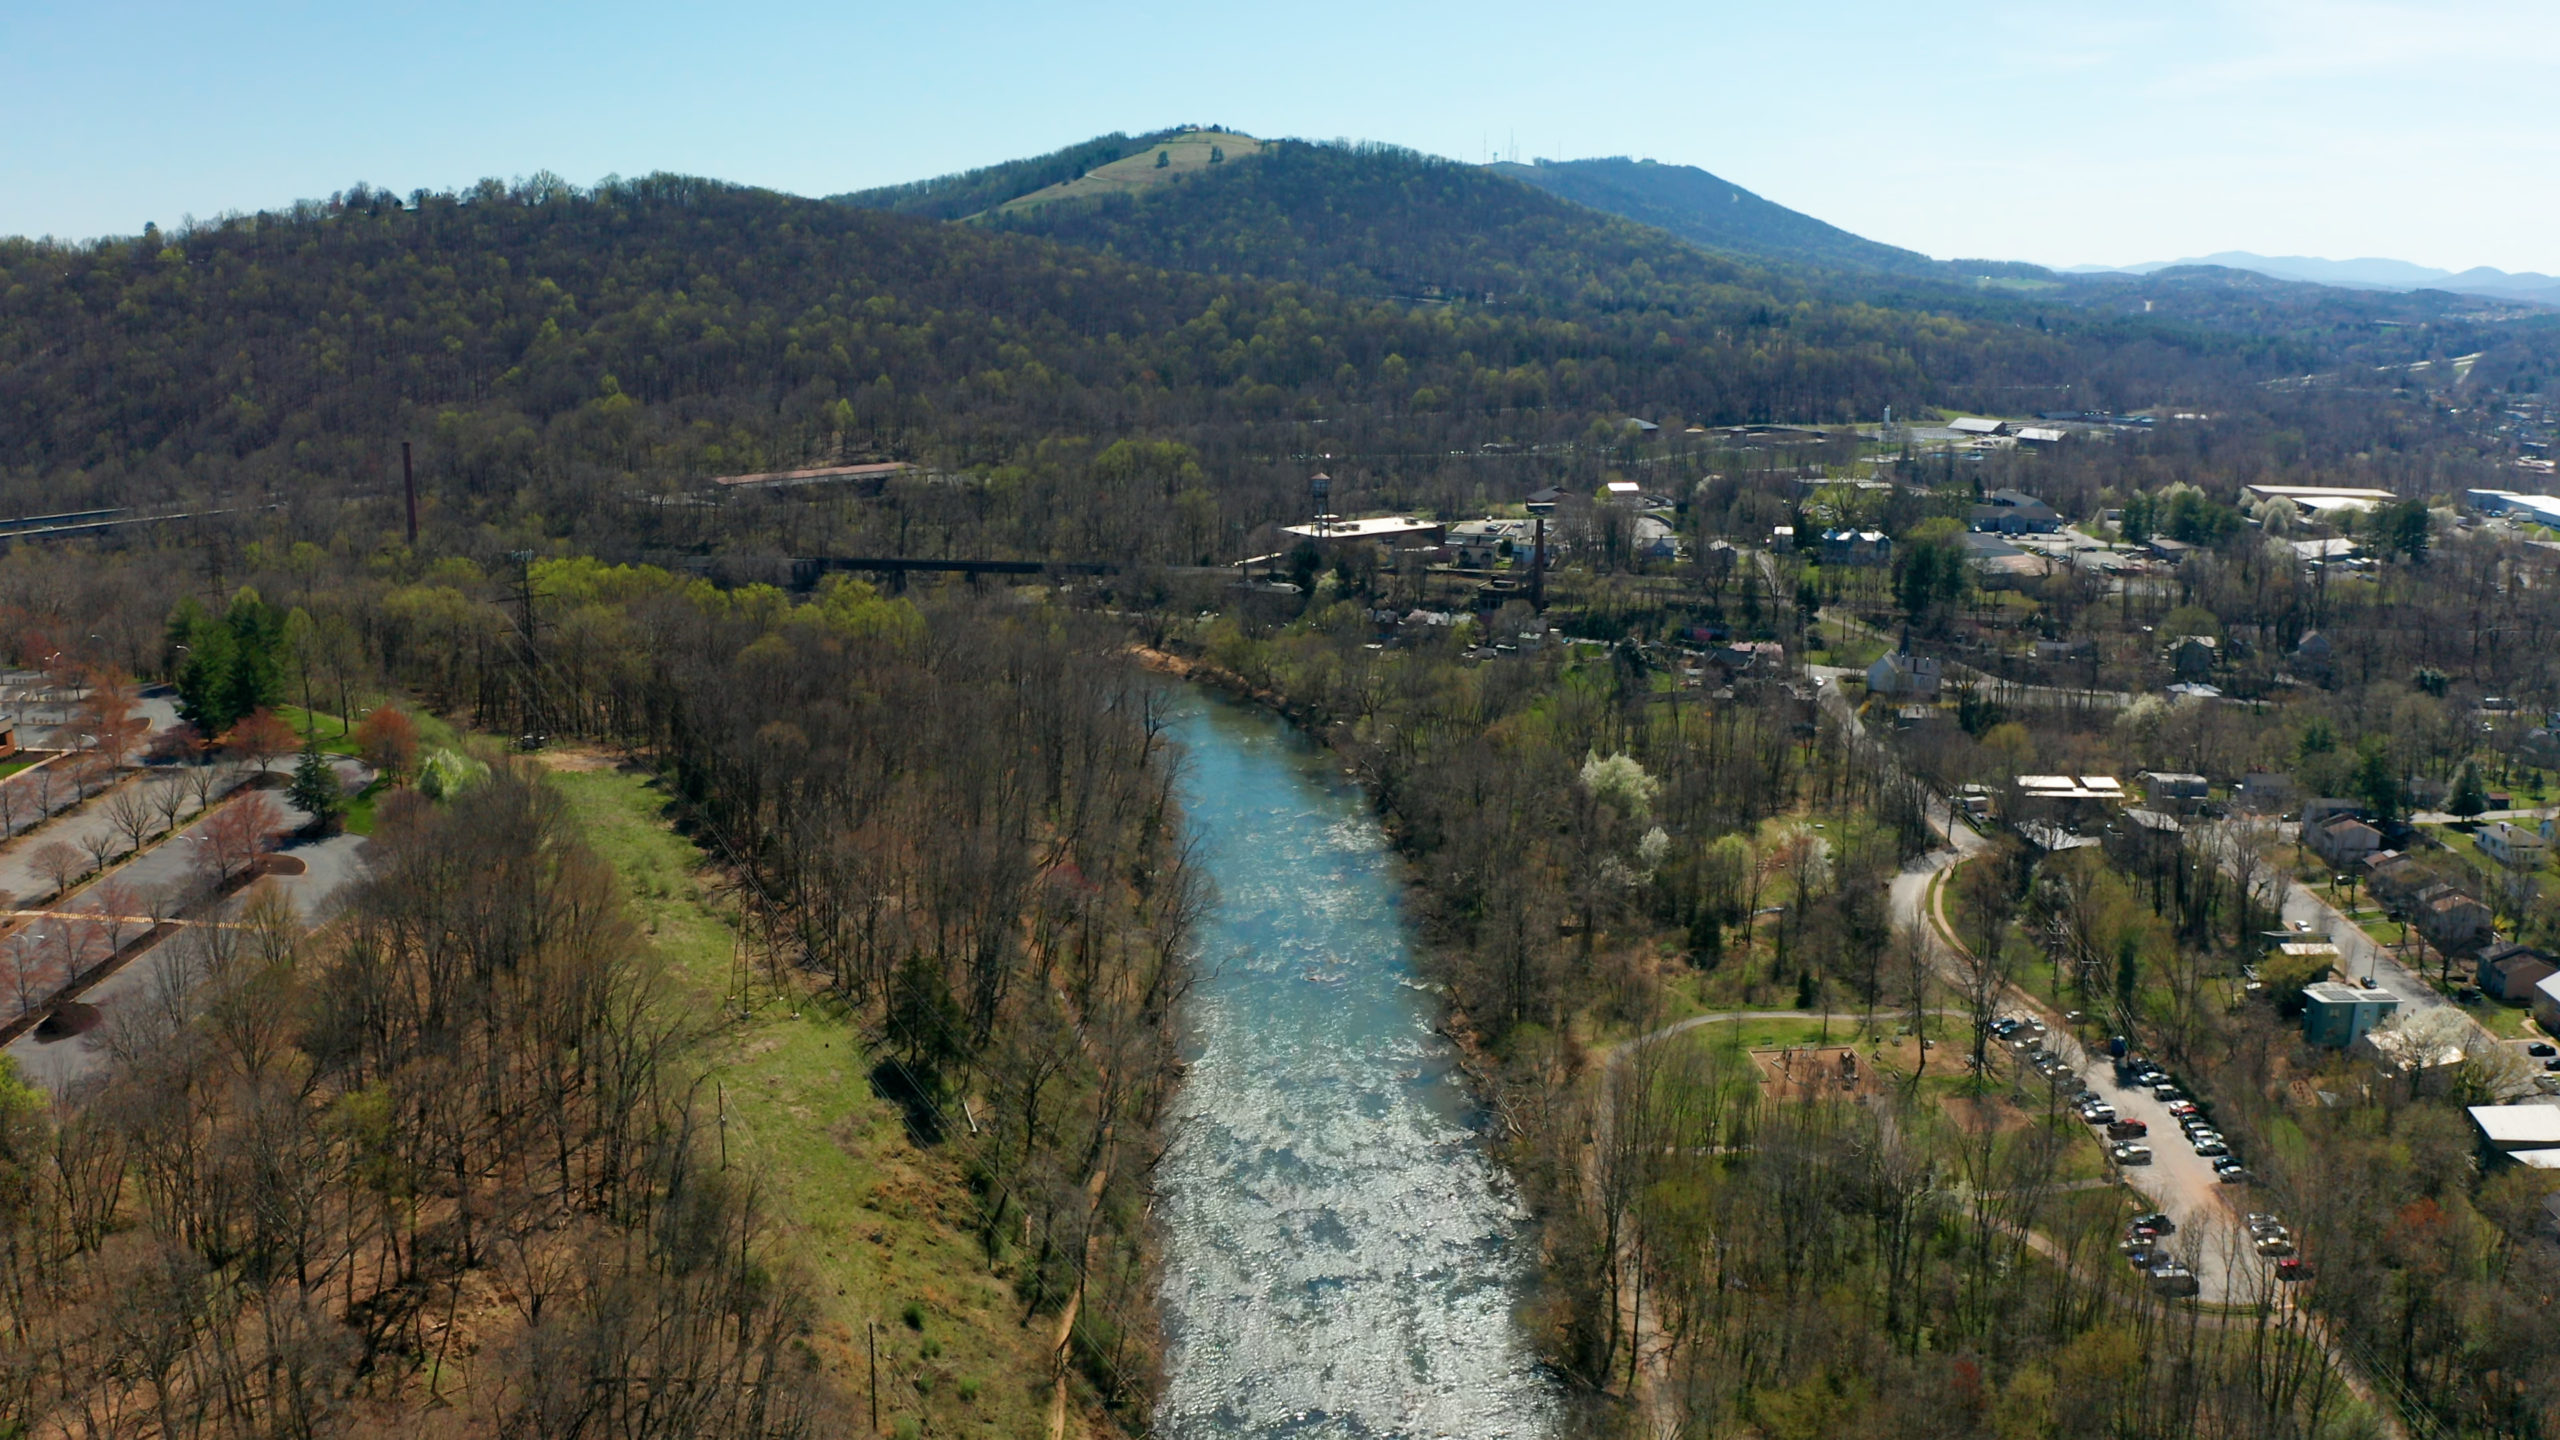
left=2352, top=740, right=2404, bottom=825
left=31, top=840, right=81, bottom=899
left=1154, top=149, right=1171, bottom=169
left=2448, top=760, right=2489, bottom=819
left=225, top=707, right=296, bottom=770
left=356, top=705, right=421, bottom=782
left=169, top=589, right=289, bottom=735
left=198, top=791, right=279, bottom=887
left=287, top=741, right=345, bottom=834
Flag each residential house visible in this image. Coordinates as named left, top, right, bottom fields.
left=2303, top=981, right=2399, bottom=1048
left=2168, top=634, right=2219, bottom=680
left=1632, top=515, right=1680, bottom=560
left=2141, top=772, right=2210, bottom=810
left=1868, top=651, right=1943, bottom=698
left=2293, top=630, right=2334, bottom=678
left=2234, top=773, right=2297, bottom=814
left=2479, top=820, right=2551, bottom=870
left=1819, top=528, right=1892, bottom=566
left=2417, top=886, right=2495, bottom=956
left=2365, top=852, right=2432, bottom=910
left=2307, top=814, right=2383, bottom=870
left=1963, top=531, right=2047, bottom=588
left=2537, top=973, right=2560, bottom=1036
left=2477, top=941, right=2559, bottom=1004
left=2300, top=797, right=2363, bottom=828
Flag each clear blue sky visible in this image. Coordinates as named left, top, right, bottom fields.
left=6, top=0, right=2554, bottom=273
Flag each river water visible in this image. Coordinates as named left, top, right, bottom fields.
left=1155, top=691, right=1557, bottom=1439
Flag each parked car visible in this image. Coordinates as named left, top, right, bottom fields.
left=2218, top=1166, right=2251, bottom=1184
left=2082, top=1104, right=2118, bottom=1125
left=2148, top=1264, right=2201, bottom=1297
left=2166, top=1100, right=2200, bottom=1118
left=2112, top=1143, right=2153, bottom=1165
left=2246, top=1213, right=2284, bottom=1235
left=2152, top=1084, right=2183, bottom=1102
left=2132, top=1211, right=2175, bottom=1234
left=2213, top=1156, right=2247, bottom=1175
left=2107, top=1119, right=2148, bottom=1140
left=2255, top=1235, right=2296, bottom=1257
left=2275, top=1257, right=2311, bottom=1282
left=2193, top=1138, right=2229, bottom=1156
left=2526, top=1041, right=2554, bottom=1058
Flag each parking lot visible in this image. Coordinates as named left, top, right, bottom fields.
left=1991, top=1013, right=2289, bottom=1305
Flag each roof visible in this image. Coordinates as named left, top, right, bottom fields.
left=2014, top=427, right=2067, bottom=443
left=1281, top=516, right=1443, bottom=541
left=2244, top=484, right=2399, bottom=501
left=2278, top=941, right=2341, bottom=958
left=2018, top=775, right=2124, bottom=799
left=2303, top=981, right=2390, bottom=1006
left=2468, top=1104, right=2560, bottom=1149
left=1948, top=417, right=2006, bottom=434
left=711, top=460, right=912, bottom=488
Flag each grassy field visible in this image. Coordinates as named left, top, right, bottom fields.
left=992, top=130, right=1263, bottom=215
left=547, top=759, right=1059, bottom=1440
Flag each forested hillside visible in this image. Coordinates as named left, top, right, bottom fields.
left=1489, top=156, right=1951, bottom=277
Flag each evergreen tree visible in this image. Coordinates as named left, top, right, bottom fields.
left=2448, top=759, right=2489, bottom=819
left=287, top=737, right=344, bottom=832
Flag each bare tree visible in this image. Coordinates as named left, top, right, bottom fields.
left=148, top=776, right=190, bottom=837
left=106, top=782, right=158, bottom=856
left=33, top=838, right=82, bottom=899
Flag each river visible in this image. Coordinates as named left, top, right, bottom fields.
left=1155, top=691, right=1557, bottom=1439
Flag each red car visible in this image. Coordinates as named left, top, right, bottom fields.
left=2276, top=1257, right=2312, bottom=1282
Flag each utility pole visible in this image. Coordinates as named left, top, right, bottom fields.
left=401, top=440, right=418, bottom=548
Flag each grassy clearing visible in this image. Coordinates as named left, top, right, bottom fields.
left=549, top=762, right=1057, bottom=1440
left=992, top=130, right=1264, bottom=216
left=277, top=704, right=362, bottom=755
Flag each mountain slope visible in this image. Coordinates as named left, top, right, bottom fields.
left=1488, top=156, right=1941, bottom=276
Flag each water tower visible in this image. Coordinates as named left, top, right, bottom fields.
left=1309, top=472, right=1335, bottom=535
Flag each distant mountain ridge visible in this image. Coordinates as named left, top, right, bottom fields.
left=2070, top=251, right=2560, bottom=307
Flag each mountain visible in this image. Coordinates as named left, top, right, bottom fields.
left=1486, top=156, right=1938, bottom=276
left=2071, top=252, right=2560, bottom=307
left=831, top=130, right=1176, bottom=221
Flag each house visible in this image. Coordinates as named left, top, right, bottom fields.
left=1712, top=641, right=1785, bottom=675
left=2366, top=852, right=2432, bottom=910
left=1819, top=528, right=1892, bottom=566
left=1632, top=515, right=1680, bottom=560
left=2013, top=427, right=2067, bottom=446
left=2307, top=815, right=2383, bottom=869
left=2477, top=941, right=2558, bottom=1003
left=2145, top=536, right=2194, bottom=563
left=2234, top=773, right=2297, bottom=814
left=1525, top=486, right=1563, bottom=512
left=2141, top=772, right=2210, bottom=809
left=2292, top=630, right=2334, bottom=678
left=2303, top=981, right=2399, bottom=1048
left=2469, top=1102, right=2560, bottom=1163
left=1867, top=651, right=1943, bottom=698
left=1969, top=489, right=2063, bottom=534
left=2417, top=887, right=2494, bottom=956
left=2479, top=820, right=2551, bottom=870
left=2167, top=635, right=2219, bottom=680
left=2536, top=973, right=2560, bottom=1035
left=2300, top=797, right=2362, bottom=828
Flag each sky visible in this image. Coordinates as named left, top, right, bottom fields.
left=5, top=0, right=2556, bottom=273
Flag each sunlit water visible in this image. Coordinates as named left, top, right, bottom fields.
left=1156, top=692, right=1558, bottom=1439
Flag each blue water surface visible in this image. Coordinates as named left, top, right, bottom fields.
left=1156, top=691, right=1557, bottom=1439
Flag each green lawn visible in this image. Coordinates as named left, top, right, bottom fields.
left=546, top=762, right=1057, bottom=1440
left=277, top=704, right=363, bottom=756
